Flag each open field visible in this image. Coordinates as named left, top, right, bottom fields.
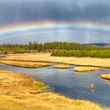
left=1, top=53, right=110, bottom=68
left=0, top=70, right=104, bottom=110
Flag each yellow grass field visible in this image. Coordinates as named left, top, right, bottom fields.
left=0, top=70, right=104, bottom=110
left=0, top=60, right=50, bottom=68
left=1, top=53, right=110, bottom=68
left=100, top=74, right=110, bottom=80
left=74, top=66, right=99, bottom=72
left=53, top=63, right=69, bottom=69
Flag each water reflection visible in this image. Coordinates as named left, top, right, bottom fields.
left=0, top=64, right=110, bottom=106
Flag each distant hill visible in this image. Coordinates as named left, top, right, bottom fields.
left=84, top=43, right=110, bottom=47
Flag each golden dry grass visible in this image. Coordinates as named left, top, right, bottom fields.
left=74, top=66, right=99, bottom=72
left=0, top=70, right=104, bottom=110
left=53, top=63, right=69, bottom=69
left=0, top=60, right=50, bottom=68
left=0, top=93, right=103, bottom=110
left=0, top=70, right=48, bottom=95
left=1, top=53, right=110, bottom=68
left=100, top=74, right=110, bottom=80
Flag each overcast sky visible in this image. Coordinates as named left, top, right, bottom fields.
left=0, top=0, right=110, bottom=43
left=0, top=0, right=110, bottom=25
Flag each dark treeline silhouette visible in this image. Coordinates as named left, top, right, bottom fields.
left=0, top=42, right=110, bottom=58
left=51, top=50, right=110, bottom=58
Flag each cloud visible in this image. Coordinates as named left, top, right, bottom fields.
left=0, top=0, right=110, bottom=25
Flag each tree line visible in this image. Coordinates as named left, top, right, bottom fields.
left=0, top=42, right=110, bottom=58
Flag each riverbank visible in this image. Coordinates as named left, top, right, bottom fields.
left=1, top=53, right=110, bottom=68
left=100, top=74, right=110, bottom=80
left=0, top=60, right=50, bottom=68
left=53, top=63, right=69, bottom=69
left=74, top=66, right=99, bottom=72
left=0, top=70, right=103, bottom=110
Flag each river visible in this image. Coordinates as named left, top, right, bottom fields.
left=0, top=64, right=110, bottom=106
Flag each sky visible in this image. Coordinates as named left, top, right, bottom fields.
left=0, top=0, right=110, bottom=25
left=0, top=0, right=110, bottom=43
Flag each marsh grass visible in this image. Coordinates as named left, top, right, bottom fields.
left=0, top=70, right=105, bottom=110
left=0, top=60, right=50, bottom=68
left=74, top=66, right=99, bottom=72
left=53, top=63, right=69, bottom=69
left=100, top=74, right=110, bottom=80
left=2, top=53, right=110, bottom=68
left=32, top=81, right=48, bottom=90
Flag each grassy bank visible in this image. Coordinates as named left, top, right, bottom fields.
left=100, top=74, right=110, bottom=80
left=74, top=66, right=99, bottom=72
left=53, top=63, right=69, bottom=69
left=2, top=53, right=110, bottom=68
left=0, top=70, right=104, bottom=110
left=0, top=60, right=50, bottom=68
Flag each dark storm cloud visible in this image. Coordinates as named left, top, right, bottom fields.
left=0, top=0, right=110, bottom=25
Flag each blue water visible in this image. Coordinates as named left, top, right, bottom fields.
left=0, top=64, right=110, bottom=106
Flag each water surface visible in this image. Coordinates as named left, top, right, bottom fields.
left=0, top=64, right=110, bottom=106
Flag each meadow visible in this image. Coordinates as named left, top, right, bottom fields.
left=0, top=42, right=109, bottom=110
left=0, top=70, right=104, bottom=110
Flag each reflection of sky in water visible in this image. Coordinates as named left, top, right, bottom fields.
left=0, top=29, right=110, bottom=44
left=0, top=64, right=110, bottom=106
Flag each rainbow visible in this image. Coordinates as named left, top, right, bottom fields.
left=0, top=21, right=110, bottom=35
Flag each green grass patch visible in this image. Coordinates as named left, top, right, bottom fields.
left=32, top=81, right=48, bottom=90
left=51, top=50, right=110, bottom=58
